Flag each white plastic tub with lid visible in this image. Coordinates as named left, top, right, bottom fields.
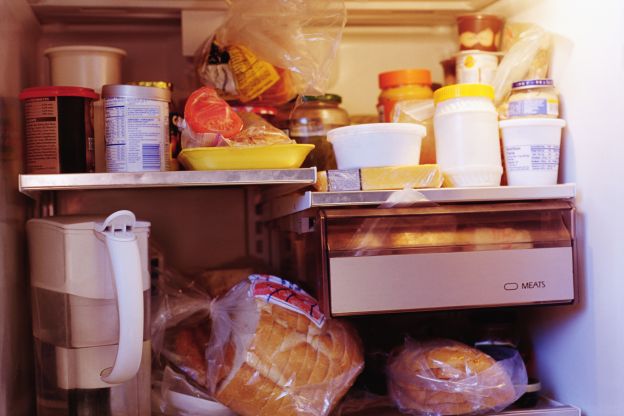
left=433, top=84, right=502, bottom=187
left=327, top=123, right=426, bottom=170
left=44, top=45, right=127, bottom=93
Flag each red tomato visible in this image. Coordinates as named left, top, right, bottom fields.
left=184, top=87, right=243, bottom=137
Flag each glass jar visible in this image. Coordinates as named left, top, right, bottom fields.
left=377, top=69, right=433, bottom=122
left=289, top=94, right=350, bottom=170
left=507, top=79, right=559, bottom=119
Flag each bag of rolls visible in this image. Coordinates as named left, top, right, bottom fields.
left=154, top=273, right=364, bottom=416
left=387, top=339, right=527, bottom=415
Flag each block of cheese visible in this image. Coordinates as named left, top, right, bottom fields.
left=314, top=165, right=443, bottom=192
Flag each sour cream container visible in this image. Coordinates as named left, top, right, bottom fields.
left=433, top=84, right=503, bottom=187
left=102, top=84, right=171, bottom=172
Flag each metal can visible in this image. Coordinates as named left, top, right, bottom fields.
left=19, top=86, right=98, bottom=174
left=102, top=84, right=171, bottom=172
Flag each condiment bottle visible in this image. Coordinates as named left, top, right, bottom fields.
left=289, top=94, right=350, bottom=170
left=377, top=69, right=433, bottom=122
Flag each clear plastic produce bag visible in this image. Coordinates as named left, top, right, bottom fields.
left=195, top=0, right=347, bottom=104
left=387, top=338, right=527, bottom=416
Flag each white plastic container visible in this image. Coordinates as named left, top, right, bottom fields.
left=327, top=123, right=426, bottom=170
left=456, top=50, right=499, bottom=86
left=433, top=84, right=502, bottom=187
left=102, top=84, right=171, bottom=172
left=44, top=45, right=127, bottom=93
left=500, top=118, right=566, bottom=186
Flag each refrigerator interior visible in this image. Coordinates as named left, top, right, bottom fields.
left=7, top=0, right=624, bottom=414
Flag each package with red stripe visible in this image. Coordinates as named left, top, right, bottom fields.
left=153, top=273, right=364, bottom=416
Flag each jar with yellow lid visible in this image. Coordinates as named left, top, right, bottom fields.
left=433, top=83, right=502, bottom=187
left=377, top=69, right=433, bottom=122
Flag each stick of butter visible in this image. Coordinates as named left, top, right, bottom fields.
left=314, top=165, right=443, bottom=192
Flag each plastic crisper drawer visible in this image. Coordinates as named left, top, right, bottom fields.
left=323, top=201, right=575, bottom=316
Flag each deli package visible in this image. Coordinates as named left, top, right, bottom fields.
left=387, top=339, right=527, bottom=416
left=153, top=273, right=364, bottom=416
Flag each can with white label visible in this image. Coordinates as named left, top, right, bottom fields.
left=102, top=84, right=171, bottom=172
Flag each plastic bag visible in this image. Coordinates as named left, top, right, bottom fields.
left=195, top=0, right=347, bottom=104
left=153, top=272, right=364, bottom=416
left=180, top=98, right=293, bottom=149
left=387, top=339, right=527, bottom=416
left=492, top=24, right=552, bottom=105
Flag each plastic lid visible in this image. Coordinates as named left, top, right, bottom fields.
left=301, top=94, right=342, bottom=104
left=512, top=79, right=554, bottom=90
left=19, top=86, right=99, bottom=100
left=44, top=45, right=127, bottom=57
left=457, top=14, right=503, bottom=22
left=379, top=69, right=432, bottom=89
left=127, top=81, right=173, bottom=91
left=433, top=83, right=494, bottom=104
left=327, top=122, right=426, bottom=140
left=102, top=84, right=171, bottom=101
left=27, top=215, right=150, bottom=231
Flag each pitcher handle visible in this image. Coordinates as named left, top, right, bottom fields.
left=98, top=210, right=144, bottom=384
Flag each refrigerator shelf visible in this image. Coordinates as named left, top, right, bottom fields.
left=18, top=168, right=317, bottom=198
left=342, top=397, right=580, bottom=415
left=268, top=184, right=576, bottom=219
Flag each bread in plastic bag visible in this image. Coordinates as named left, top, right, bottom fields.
left=195, top=0, right=347, bottom=104
left=387, top=338, right=527, bottom=416
left=153, top=273, right=364, bottom=416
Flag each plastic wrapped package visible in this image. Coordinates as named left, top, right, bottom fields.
left=492, top=24, right=552, bottom=105
left=391, top=99, right=436, bottom=164
left=153, top=273, right=364, bottom=416
left=195, top=0, right=347, bottom=104
left=387, top=339, right=527, bottom=416
left=180, top=88, right=293, bottom=149
left=314, top=165, right=443, bottom=192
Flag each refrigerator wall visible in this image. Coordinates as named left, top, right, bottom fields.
left=489, top=0, right=624, bottom=414
left=0, top=0, right=39, bottom=414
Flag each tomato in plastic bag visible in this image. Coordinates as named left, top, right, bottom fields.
left=184, top=87, right=243, bottom=137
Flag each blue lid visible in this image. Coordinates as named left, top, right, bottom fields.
left=512, top=79, right=554, bottom=89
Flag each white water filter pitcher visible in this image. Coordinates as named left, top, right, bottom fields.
left=27, top=210, right=151, bottom=415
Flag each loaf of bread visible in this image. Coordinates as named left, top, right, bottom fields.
left=387, top=340, right=518, bottom=415
left=170, top=275, right=364, bottom=416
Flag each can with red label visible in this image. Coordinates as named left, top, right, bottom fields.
left=19, top=86, right=98, bottom=174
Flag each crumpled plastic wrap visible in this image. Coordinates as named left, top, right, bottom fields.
left=180, top=111, right=293, bottom=149
left=195, top=0, right=347, bottom=104
left=493, top=24, right=552, bottom=105
left=152, top=272, right=364, bottom=416
left=387, top=339, right=527, bottom=416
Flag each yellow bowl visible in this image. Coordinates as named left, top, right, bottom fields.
left=178, top=144, right=315, bottom=170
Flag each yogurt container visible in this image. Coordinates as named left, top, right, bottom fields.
left=102, top=84, right=171, bottom=172
left=456, top=50, right=499, bottom=86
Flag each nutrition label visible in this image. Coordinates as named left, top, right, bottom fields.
left=508, top=98, right=558, bottom=118
left=504, top=144, right=560, bottom=171
left=24, top=97, right=59, bottom=173
left=105, top=98, right=168, bottom=172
